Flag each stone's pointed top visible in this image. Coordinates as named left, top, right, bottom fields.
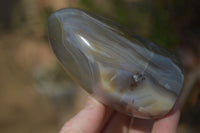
left=48, top=8, right=184, bottom=119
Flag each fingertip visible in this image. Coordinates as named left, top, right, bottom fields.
left=84, top=96, right=103, bottom=109
left=60, top=96, right=111, bottom=133
left=152, top=110, right=180, bottom=133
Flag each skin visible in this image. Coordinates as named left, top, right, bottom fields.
left=60, top=96, right=180, bottom=133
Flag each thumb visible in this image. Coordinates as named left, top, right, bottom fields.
left=60, top=96, right=112, bottom=133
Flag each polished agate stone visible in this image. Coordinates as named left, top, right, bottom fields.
left=48, top=8, right=184, bottom=119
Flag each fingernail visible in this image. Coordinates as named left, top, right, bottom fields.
left=84, top=96, right=99, bottom=109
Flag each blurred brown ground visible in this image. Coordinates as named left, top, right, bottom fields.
left=0, top=1, right=88, bottom=133
left=0, top=0, right=200, bottom=133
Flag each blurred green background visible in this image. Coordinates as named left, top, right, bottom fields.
left=0, top=0, right=200, bottom=132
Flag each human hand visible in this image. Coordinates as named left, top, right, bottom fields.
left=60, top=96, right=180, bottom=133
